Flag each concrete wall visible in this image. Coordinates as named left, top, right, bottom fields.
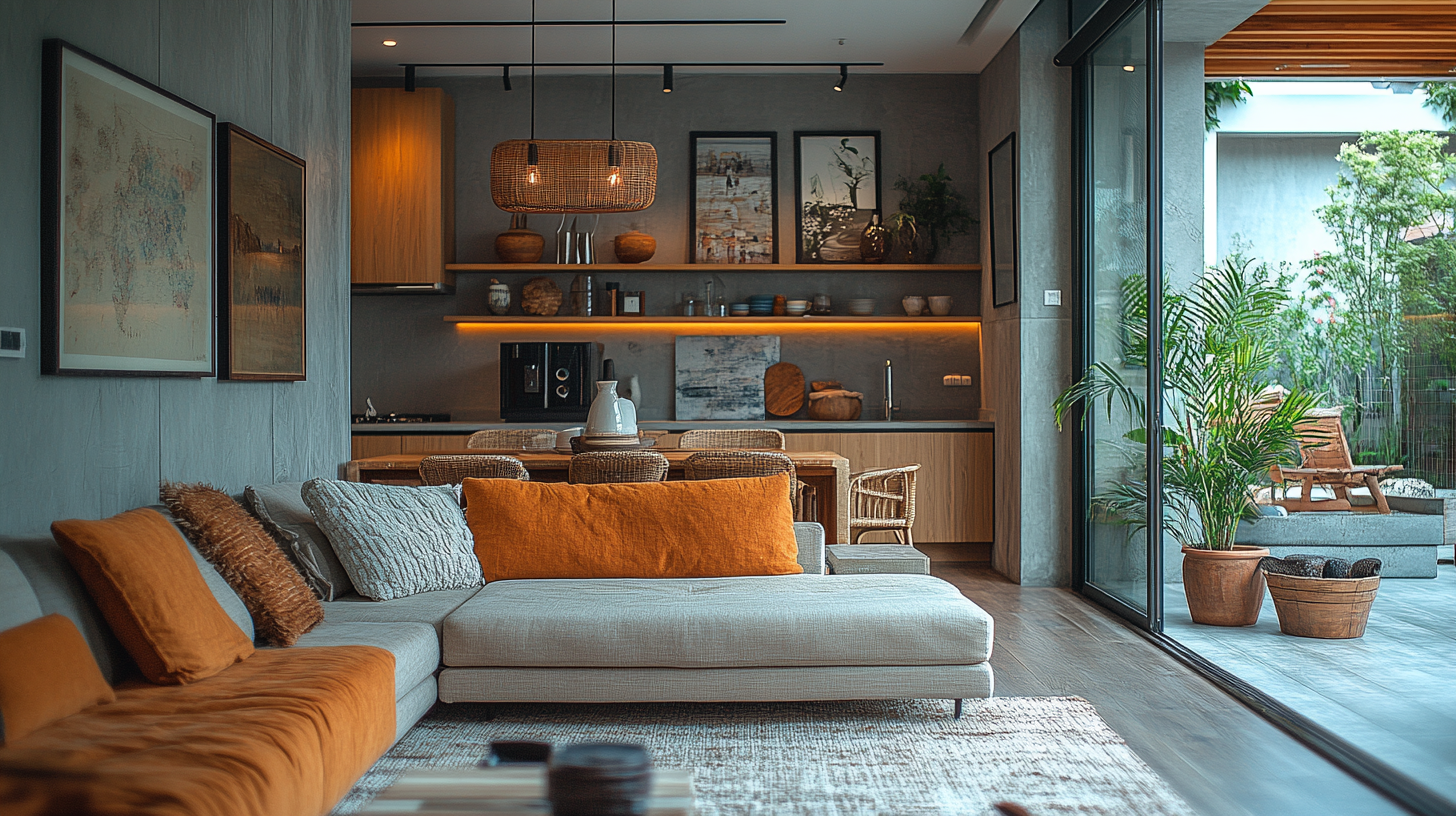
left=0, top=1, right=352, bottom=537
left=351, top=74, right=985, bottom=422
left=979, top=0, right=1076, bottom=586
left=1215, top=135, right=1351, bottom=271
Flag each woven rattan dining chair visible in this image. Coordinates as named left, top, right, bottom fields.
left=568, top=451, right=670, bottom=484
left=677, top=429, right=786, bottom=449
left=848, top=464, right=921, bottom=545
left=418, top=454, right=529, bottom=485
left=465, top=429, right=555, bottom=450
left=683, top=450, right=800, bottom=508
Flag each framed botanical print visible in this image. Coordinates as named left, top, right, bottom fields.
left=41, top=39, right=215, bottom=376
left=794, top=131, right=880, bottom=264
left=689, top=132, right=777, bottom=264
left=989, top=133, right=1019, bottom=307
left=218, top=124, right=307, bottom=381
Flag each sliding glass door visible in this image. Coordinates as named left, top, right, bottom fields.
left=1066, top=0, right=1164, bottom=628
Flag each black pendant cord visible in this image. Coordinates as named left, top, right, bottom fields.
left=610, top=0, right=616, bottom=142
left=530, top=0, right=536, bottom=141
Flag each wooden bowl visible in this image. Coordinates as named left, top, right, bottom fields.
left=808, top=395, right=862, bottom=421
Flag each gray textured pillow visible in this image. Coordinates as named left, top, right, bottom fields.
left=246, top=482, right=354, bottom=601
left=300, top=480, right=483, bottom=601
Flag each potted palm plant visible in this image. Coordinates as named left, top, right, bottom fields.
left=1054, top=257, right=1319, bottom=626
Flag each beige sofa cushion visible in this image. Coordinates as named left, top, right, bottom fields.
left=443, top=574, right=993, bottom=669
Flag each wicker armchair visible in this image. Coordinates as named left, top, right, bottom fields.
left=683, top=450, right=800, bottom=508
left=848, top=464, right=921, bottom=545
left=419, top=454, right=529, bottom=485
left=568, top=451, right=670, bottom=484
left=678, top=429, right=786, bottom=450
left=465, top=429, right=555, bottom=450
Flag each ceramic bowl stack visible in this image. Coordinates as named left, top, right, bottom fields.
left=747, top=294, right=776, bottom=316
left=572, top=433, right=655, bottom=452
left=730, top=302, right=750, bottom=316
left=785, top=299, right=810, bottom=316
left=847, top=298, right=876, bottom=316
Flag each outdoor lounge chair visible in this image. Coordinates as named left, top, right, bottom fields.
left=1268, top=408, right=1403, bottom=514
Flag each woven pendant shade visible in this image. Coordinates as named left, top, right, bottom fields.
left=491, top=139, right=657, bottom=214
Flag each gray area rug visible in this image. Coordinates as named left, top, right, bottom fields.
left=332, top=698, right=1197, bottom=816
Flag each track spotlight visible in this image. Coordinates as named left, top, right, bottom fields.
left=503, top=65, right=512, bottom=90
left=834, top=64, right=848, bottom=92
left=663, top=65, right=674, bottom=93
left=404, top=64, right=416, bottom=92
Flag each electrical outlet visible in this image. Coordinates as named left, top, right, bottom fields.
left=942, top=374, right=973, bottom=387
left=0, top=327, right=24, bottom=358
left=1044, top=289, right=1062, bottom=306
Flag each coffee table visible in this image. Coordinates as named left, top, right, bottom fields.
left=359, top=766, right=696, bottom=814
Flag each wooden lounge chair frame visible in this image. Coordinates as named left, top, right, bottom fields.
left=1269, top=411, right=1402, bottom=514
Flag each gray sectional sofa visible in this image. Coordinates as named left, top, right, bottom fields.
left=1, top=494, right=995, bottom=750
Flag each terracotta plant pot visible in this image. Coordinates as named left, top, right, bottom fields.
left=495, top=214, right=545, bottom=264
left=613, top=230, right=656, bottom=264
left=1181, top=545, right=1269, bottom=626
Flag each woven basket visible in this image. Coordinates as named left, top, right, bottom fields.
left=678, top=429, right=785, bottom=450
left=491, top=139, right=657, bottom=214
left=419, top=455, right=529, bottom=485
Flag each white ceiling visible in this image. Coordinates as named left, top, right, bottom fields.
left=351, top=0, right=1036, bottom=78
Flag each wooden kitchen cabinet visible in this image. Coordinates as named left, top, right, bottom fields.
left=351, top=87, right=456, bottom=287
left=785, top=431, right=993, bottom=544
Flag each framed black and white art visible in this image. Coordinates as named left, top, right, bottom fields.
left=988, top=132, right=1019, bottom=308
left=794, top=131, right=880, bottom=264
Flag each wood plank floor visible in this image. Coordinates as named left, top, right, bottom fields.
left=1165, top=564, right=1456, bottom=808
left=934, top=564, right=1408, bottom=816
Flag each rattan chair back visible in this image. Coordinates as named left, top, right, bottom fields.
left=465, top=429, right=555, bottom=450
left=568, top=451, right=670, bottom=484
left=848, top=464, right=922, bottom=545
left=678, top=429, right=786, bottom=450
left=419, top=455, right=529, bottom=486
left=684, top=450, right=803, bottom=517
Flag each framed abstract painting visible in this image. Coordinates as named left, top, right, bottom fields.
left=41, top=39, right=215, bottom=376
left=794, top=131, right=880, bottom=264
left=689, top=132, right=777, bottom=264
left=217, top=124, right=306, bottom=381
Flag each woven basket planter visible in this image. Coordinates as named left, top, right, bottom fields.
left=1265, top=572, right=1380, bottom=639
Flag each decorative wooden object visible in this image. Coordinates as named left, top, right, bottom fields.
left=495, top=214, right=545, bottom=263
left=351, top=88, right=455, bottom=286
left=765, top=362, right=806, bottom=417
left=811, top=380, right=842, bottom=391
left=809, top=390, right=863, bottom=421
left=1265, top=573, right=1380, bottom=639
left=361, top=766, right=695, bottom=816
left=521, top=277, right=564, bottom=316
left=613, top=230, right=657, bottom=263
left=1268, top=410, right=1402, bottom=514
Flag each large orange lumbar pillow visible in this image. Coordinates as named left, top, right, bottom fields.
left=464, top=474, right=802, bottom=581
left=0, top=614, right=115, bottom=745
left=51, top=508, right=255, bottom=685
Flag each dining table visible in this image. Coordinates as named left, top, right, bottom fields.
left=344, top=448, right=852, bottom=544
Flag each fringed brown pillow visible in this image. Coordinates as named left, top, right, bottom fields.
left=159, top=482, right=323, bottom=646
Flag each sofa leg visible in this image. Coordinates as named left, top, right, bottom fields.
left=953, top=699, right=963, bottom=719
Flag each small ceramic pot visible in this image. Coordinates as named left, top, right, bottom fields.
left=902, top=296, right=927, bottom=316
left=495, top=214, right=545, bottom=263
left=488, top=279, right=511, bottom=315
left=928, top=295, right=953, bottom=316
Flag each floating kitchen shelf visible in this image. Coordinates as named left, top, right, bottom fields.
left=445, top=315, right=981, bottom=324
left=445, top=263, right=981, bottom=273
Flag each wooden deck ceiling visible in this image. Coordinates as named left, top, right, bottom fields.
left=1205, top=0, right=1456, bottom=79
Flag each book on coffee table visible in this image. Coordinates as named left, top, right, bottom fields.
left=360, top=766, right=696, bottom=814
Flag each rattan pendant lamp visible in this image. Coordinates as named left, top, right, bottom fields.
left=490, top=0, right=657, bottom=214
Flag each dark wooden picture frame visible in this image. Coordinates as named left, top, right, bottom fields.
left=989, top=132, right=1019, bottom=308
left=793, top=131, right=881, bottom=264
left=217, top=124, right=307, bottom=381
left=41, top=39, right=215, bottom=377
left=688, top=131, right=778, bottom=264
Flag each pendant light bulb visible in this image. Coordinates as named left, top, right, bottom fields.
left=607, top=141, right=622, bottom=186
left=526, top=142, right=539, bottom=185
left=834, top=64, right=848, bottom=92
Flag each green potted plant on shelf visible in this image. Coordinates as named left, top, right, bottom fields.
left=1053, top=256, right=1319, bottom=626
left=893, top=164, right=975, bottom=263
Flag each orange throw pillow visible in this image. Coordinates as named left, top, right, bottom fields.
left=51, top=508, right=255, bottom=685
left=0, top=614, right=115, bottom=744
left=160, top=482, right=323, bottom=646
left=465, top=474, right=802, bottom=581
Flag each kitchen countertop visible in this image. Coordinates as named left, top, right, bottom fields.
left=352, top=419, right=993, bottom=433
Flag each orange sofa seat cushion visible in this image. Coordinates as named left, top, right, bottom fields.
left=0, top=645, right=395, bottom=816
left=51, top=508, right=255, bottom=685
left=465, top=473, right=802, bottom=582
left=0, top=614, right=115, bottom=746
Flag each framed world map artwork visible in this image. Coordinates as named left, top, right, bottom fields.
left=41, top=39, right=215, bottom=376
left=218, top=124, right=306, bottom=381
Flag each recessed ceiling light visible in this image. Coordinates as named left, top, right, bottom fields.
left=1122, top=65, right=1135, bottom=72
left=382, top=39, right=397, bottom=47
left=1273, top=64, right=1289, bottom=71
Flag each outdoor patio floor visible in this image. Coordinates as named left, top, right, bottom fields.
left=1166, top=562, right=1456, bottom=807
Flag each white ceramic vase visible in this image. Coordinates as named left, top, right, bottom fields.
left=585, top=381, right=638, bottom=436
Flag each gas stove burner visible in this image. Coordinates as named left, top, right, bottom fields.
left=351, top=413, right=451, bottom=424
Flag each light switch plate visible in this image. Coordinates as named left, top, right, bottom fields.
left=1044, top=289, right=1062, bottom=306
left=0, top=327, right=24, bottom=358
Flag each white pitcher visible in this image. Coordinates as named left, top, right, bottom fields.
left=585, top=380, right=638, bottom=436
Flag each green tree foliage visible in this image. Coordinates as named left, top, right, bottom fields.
left=1420, top=82, right=1456, bottom=129
left=893, top=164, right=975, bottom=263
left=1205, top=80, right=1251, bottom=132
